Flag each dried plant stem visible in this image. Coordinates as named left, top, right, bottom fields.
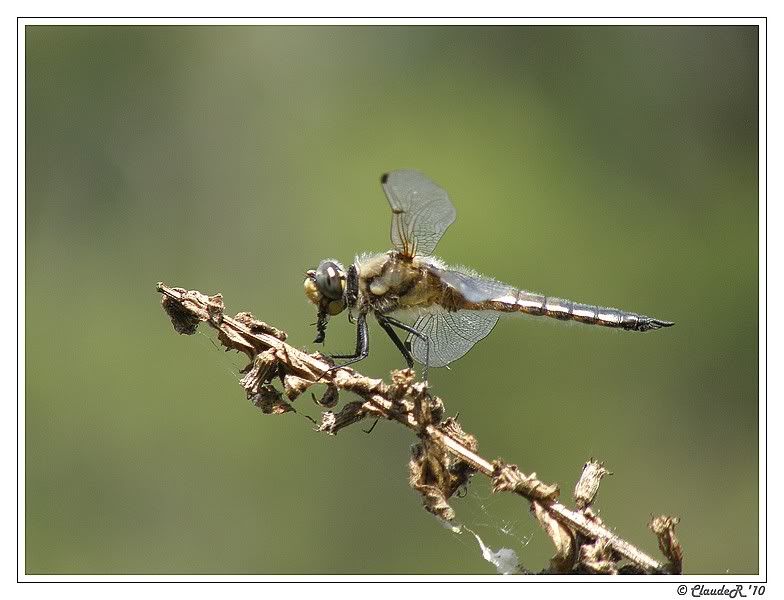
left=156, top=282, right=682, bottom=575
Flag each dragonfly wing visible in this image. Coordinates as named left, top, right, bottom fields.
left=408, top=308, right=499, bottom=367
left=381, top=170, right=456, bottom=257
left=431, top=265, right=516, bottom=303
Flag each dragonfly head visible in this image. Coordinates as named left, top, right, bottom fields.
left=304, top=260, right=347, bottom=343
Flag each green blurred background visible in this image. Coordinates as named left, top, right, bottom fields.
left=25, top=25, right=759, bottom=574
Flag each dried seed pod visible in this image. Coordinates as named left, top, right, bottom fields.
left=240, top=349, right=279, bottom=395
left=283, top=375, right=313, bottom=401
left=649, top=515, right=683, bottom=574
left=250, top=385, right=293, bottom=415
left=573, top=459, right=612, bottom=510
left=531, top=501, right=576, bottom=573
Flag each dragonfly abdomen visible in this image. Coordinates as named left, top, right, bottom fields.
left=481, top=290, right=673, bottom=332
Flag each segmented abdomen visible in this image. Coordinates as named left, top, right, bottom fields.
left=479, top=290, right=673, bottom=332
left=430, top=266, right=673, bottom=332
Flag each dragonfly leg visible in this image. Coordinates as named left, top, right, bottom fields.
left=382, top=316, right=430, bottom=382
left=330, top=311, right=369, bottom=368
left=376, top=315, right=415, bottom=369
left=363, top=418, right=380, bottom=434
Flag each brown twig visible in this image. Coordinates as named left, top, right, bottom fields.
left=156, top=282, right=683, bottom=574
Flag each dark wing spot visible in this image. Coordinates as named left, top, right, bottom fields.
left=380, top=172, right=389, bottom=184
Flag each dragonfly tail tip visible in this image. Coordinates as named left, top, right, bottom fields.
left=645, top=318, right=675, bottom=331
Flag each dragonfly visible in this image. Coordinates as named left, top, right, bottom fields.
left=304, top=170, right=673, bottom=378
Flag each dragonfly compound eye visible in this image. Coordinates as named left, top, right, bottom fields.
left=315, top=260, right=345, bottom=301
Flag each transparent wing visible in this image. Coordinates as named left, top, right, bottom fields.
left=433, top=267, right=517, bottom=303
left=408, top=308, right=499, bottom=368
left=381, top=170, right=456, bottom=257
